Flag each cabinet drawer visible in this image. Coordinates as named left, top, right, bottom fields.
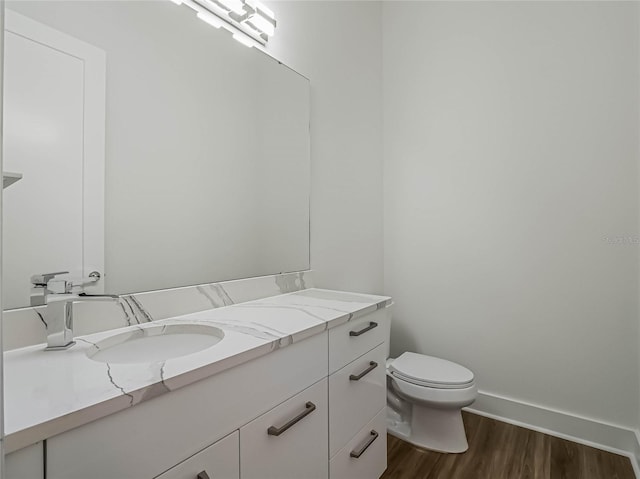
left=155, top=431, right=239, bottom=479
left=329, top=307, right=390, bottom=374
left=240, top=378, right=328, bottom=479
left=329, top=344, right=386, bottom=458
left=330, top=407, right=387, bottom=479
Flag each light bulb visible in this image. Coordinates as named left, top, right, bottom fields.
left=246, top=12, right=274, bottom=37
left=197, top=11, right=223, bottom=28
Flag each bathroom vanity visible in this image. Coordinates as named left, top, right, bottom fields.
left=4, top=286, right=391, bottom=479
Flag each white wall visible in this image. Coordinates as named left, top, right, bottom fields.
left=383, top=1, right=639, bottom=428
left=266, top=1, right=384, bottom=294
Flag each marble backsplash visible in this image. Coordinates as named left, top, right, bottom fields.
left=3, top=271, right=313, bottom=351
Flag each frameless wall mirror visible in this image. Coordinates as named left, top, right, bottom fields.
left=2, top=0, right=310, bottom=309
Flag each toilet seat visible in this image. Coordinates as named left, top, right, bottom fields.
left=388, top=352, right=474, bottom=390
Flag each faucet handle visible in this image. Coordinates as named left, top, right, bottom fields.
left=65, top=271, right=102, bottom=292
left=30, top=271, right=69, bottom=286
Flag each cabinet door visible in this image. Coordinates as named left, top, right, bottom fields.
left=155, top=431, right=238, bottom=479
left=6, top=442, right=44, bottom=479
left=330, top=407, right=387, bottom=479
left=329, top=344, right=386, bottom=458
left=240, top=378, right=328, bottom=479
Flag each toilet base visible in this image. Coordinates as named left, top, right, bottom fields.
left=386, top=404, right=469, bottom=453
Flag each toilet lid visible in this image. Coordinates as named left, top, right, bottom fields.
left=389, top=352, right=475, bottom=389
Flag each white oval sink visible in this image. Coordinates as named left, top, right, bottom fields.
left=86, top=324, right=224, bottom=364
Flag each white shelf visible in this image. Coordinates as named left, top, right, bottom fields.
left=3, top=172, right=23, bottom=189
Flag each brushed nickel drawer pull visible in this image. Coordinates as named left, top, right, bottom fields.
left=197, top=471, right=210, bottom=479
left=349, top=321, right=378, bottom=337
left=349, top=361, right=378, bottom=381
left=350, top=430, right=379, bottom=459
left=267, top=401, right=316, bottom=436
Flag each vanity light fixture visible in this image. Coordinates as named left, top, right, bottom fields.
left=169, top=0, right=276, bottom=47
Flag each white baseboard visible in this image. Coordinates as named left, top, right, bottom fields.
left=464, top=391, right=640, bottom=478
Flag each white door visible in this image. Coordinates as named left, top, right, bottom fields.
left=3, top=11, right=105, bottom=309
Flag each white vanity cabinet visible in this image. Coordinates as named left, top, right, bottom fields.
left=10, top=304, right=392, bottom=479
left=155, top=431, right=239, bottom=479
left=328, top=308, right=390, bottom=479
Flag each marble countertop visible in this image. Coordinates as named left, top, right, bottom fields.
left=4, top=288, right=391, bottom=453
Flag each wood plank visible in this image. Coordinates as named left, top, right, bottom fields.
left=427, top=412, right=499, bottom=478
left=549, top=435, right=582, bottom=479
left=523, top=425, right=551, bottom=479
left=383, top=435, right=442, bottom=479
left=381, top=411, right=634, bottom=479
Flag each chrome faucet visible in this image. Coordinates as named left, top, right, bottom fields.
left=43, top=293, right=121, bottom=351
left=30, top=271, right=102, bottom=306
left=30, top=271, right=113, bottom=350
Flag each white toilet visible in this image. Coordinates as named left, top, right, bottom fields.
left=386, top=352, right=478, bottom=453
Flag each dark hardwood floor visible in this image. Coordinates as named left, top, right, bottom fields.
left=381, top=411, right=635, bottom=479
